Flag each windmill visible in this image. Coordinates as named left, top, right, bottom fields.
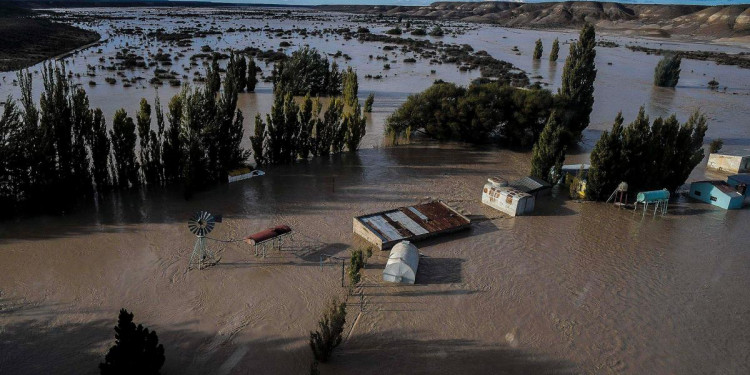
left=188, top=211, right=218, bottom=270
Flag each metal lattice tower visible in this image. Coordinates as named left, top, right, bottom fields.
left=188, top=211, right=218, bottom=270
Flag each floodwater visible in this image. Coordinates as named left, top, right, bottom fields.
left=1, top=7, right=749, bottom=375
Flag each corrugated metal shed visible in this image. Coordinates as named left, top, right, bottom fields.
left=510, top=176, right=552, bottom=195
left=353, top=201, right=471, bottom=250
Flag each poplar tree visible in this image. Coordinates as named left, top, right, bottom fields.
left=89, top=108, right=112, bottom=191
left=247, top=58, right=258, bottom=92
left=533, top=39, right=543, bottom=60
left=550, top=38, right=559, bottom=62
left=0, top=98, right=24, bottom=210
left=161, top=93, right=183, bottom=183
left=364, top=93, right=374, bottom=113
left=136, top=98, right=154, bottom=184
left=558, top=23, right=597, bottom=143
left=529, top=114, right=566, bottom=182
left=206, top=58, right=221, bottom=95
left=110, top=109, right=139, bottom=188
left=250, top=113, right=267, bottom=166
left=345, top=102, right=367, bottom=152
left=342, top=66, right=359, bottom=107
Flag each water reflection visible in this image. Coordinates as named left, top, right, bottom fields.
left=647, top=85, right=676, bottom=119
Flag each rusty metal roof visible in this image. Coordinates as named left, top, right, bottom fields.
left=356, top=201, right=471, bottom=245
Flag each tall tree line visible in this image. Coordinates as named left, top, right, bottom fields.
left=0, top=57, right=249, bottom=213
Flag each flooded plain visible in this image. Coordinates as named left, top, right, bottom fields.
left=1, top=7, right=749, bottom=375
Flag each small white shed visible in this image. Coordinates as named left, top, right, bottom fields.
left=383, top=241, right=419, bottom=284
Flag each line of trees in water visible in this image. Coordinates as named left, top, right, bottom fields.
left=252, top=48, right=367, bottom=165
left=0, top=48, right=368, bottom=214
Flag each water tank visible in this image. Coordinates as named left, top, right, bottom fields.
left=487, top=177, right=508, bottom=187
left=636, top=189, right=670, bottom=203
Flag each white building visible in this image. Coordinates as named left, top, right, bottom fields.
left=481, top=177, right=535, bottom=217
left=707, top=153, right=750, bottom=174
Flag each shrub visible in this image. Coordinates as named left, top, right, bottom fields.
left=411, top=28, right=426, bottom=36
left=709, top=138, right=723, bottom=154
left=385, top=27, right=402, bottom=35
left=429, top=26, right=444, bottom=37
left=309, top=299, right=347, bottom=362
left=348, top=248, right=366, bottom=286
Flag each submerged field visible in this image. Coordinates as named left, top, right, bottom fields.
left=1, top=6, right=749, bottom=375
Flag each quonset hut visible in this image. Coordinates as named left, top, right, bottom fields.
left=481, top=177, right=535, bottom=217
left=383, top=241, right=419, bottom=284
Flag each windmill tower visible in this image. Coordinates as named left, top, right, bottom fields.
left=188, top=211, right=218, bottom=270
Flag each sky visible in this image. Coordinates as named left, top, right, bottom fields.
left=198, top=0, right=749, bottom=5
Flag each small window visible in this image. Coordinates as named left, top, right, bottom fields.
left=710, top=196, right=717, bottom=202
left=694, top=190, right=701, bottom=196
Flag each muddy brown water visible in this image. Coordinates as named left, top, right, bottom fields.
left=1, top=7, right=749, bottom=375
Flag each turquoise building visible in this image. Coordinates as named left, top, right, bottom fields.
left=689, top=180, right=744, bottom=210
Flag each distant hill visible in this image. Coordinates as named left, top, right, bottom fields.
left=317, top=1, right=750, bottom=40
left=0, top=3, right=100, bottom=72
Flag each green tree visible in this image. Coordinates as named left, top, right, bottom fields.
left=217, top=56, right=249, bottom=179
left=89, top=108, right=111, bottom=191
left=328, top=61, right=342, bottom=96
left=273, top=47, right=334, bottom=96
left=161, top=93, right=183, bottom=183
left=586, top=112, right=624, bottom=200
left=587, top=108, right=707, bottom=200
left=205, top=58, right=221, bottom=95
left=110, top=109, right=139, bottom=188
left=529, top=114, right=566, bottom=182
left=429, top=25, right=444, bottom=37
left=247, top=58, right=259, bottom=92
left=309, top=299, right=347, bottom=363
left=533, top=39, right=543, bottom=60
left=99, top=309, right=165, bottom=375
left=0, top=98, right=25, bottom=211
left=345, top=102, right=367, bottom=152
left=136, top=98, right=154, bottom=184
left=654, top=54, right=681, bottom=88
left=297, top=94, right=316, bottom=160
left=364, top=93, right=374, bottom=113
left=251, top=113, right=267, bottom=166
left=558, top=23, right=597, bottom=143
left=550, top=38, right=559, bottom=62
left=342, top=66, right=359, bottom=107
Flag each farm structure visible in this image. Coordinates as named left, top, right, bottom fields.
left=481, top=177, right=535, bottom=217
left=243, top=225, right=294, bottom=257
left=707, top=153, right=750, bottom=174
left=383, top=241, right=420, bottom=284
left=689, top=181, right=744, bottom=210
left=353, top=201, right=471, bottom=250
